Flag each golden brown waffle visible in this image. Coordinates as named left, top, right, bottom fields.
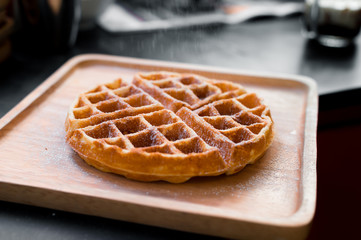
left=66, top=72, right=274, bottom=183
left=178, top=96, right=273, bottom=175
left=65, top=79, right=164, bottom=137
left=133, top=71, right=247, bottom=112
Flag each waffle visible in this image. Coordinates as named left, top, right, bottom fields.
left=133, top=71, right=247, bottom=112
left=66, top=72, right=274, bottom=183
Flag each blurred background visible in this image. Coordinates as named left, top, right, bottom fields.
left=1, top=1, right=361, bottom=240
left=2, top=0, right=361, bottom=96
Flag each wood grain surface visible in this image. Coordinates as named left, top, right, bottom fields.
left=0, top=54, right=317, bottom=240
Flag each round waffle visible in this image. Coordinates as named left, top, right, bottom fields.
left=66, top=72, right=274, bottom=183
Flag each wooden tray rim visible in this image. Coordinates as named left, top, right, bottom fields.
left=0, top=54, right=318, bottom=228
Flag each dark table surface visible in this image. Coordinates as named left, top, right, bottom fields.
left=1, top=15, right=361, bottom=240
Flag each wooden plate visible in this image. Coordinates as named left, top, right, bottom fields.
left=0, top=54, right=317, bottom=240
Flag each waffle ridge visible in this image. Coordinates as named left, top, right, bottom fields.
left=66, top=72, right=274, bottom=183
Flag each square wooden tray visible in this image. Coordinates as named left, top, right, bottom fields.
left=0, top=54, right=317, bottom=239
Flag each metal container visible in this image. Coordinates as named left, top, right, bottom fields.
left=304, top=0, right=361, bottom=47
